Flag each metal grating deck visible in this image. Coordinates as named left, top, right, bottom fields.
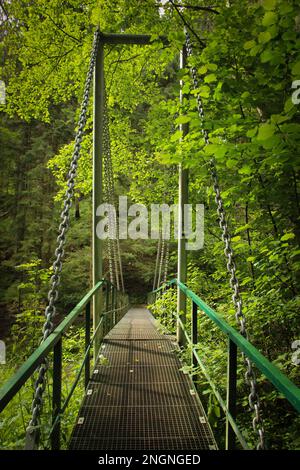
left=69, top=307, right=217, bottom=450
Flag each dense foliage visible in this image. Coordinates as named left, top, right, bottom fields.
left=0, top=0, right=299, bottom=450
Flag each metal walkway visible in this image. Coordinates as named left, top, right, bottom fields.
left=69, top=307, right=217, bottom=450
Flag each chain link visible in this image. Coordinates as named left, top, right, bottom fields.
left=153, top=235, right=162, bottom=291
left=163, top=239, right=169, bottom=284
left=25, top=30, right=100, bottom=449
left=103, top=90, right=124, bottom=292
left=185, top=31, right=265, bottom=450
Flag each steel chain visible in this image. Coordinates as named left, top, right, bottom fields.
left=153, top=235, right=162, bottom=291
left=185, top=31, right=265, bottom=450
left=163, top=239, right=170, bottom=284
left=103, top=91, right=124, bottom=291
left=103, top=95, right=116, bottom=286
left=25, top=30, right=100, bottom=448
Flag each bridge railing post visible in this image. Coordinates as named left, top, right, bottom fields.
left=191, top=301, right=198, bottom=372
left=105, top=284, right=109, bottom=336
left=226, top=338, right=237, bottom=449
left=85, top=301, right=91, bottom=389
left=112, top=286, right=116, bottom=326
left=51, top=337, right=62, bottom=450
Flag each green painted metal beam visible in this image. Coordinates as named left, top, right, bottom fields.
left=0, top=280, right=104, bottom=412
left=165, top=279, right=300, bottom=413
left=173, top=312, right=249, bottom=449
left=99, top=33, right=152, bottom=45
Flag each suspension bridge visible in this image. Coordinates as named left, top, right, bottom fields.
left=0, top=30, right=300, bottom=452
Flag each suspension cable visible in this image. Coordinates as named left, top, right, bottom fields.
left=153, top=235, right=162, bottom=291
left=103, top=87, right=124, bottom=291
left=163, top=239, right=170, bottom=284
left=185, top=30, right=265, bottom=450
left=157, top=233, right=165, bottom=289
left=25, top=29, right=101, bottom=450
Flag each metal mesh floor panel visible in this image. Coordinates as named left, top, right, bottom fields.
left=84, top=381, right=201, bottom=408
left=69, top=307, right=217, bottom=450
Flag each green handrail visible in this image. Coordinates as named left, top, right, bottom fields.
left=149, top=278, right=300, bottom=449
left=0, top=279, right=129, bottom=449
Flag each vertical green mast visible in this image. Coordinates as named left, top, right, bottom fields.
left=177, top=45, right=189, bottom=345
left=92, top=39, right=104, bottom=360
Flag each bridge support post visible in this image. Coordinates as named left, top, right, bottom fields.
left=226, top=338, right=237, bottom=449
left=191, top=301, right=198, bottom=370
left=85, top=301, right=91, bottom=389
left=177, top=45, right=188, bottom=346
left=93, top=39, right=104, bottom=361
left=51, top=338, right=62, bottom=450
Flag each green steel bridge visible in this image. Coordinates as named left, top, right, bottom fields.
left=0, top=31, right=299, bottom=452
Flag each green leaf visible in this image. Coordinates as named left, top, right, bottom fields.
left=284, top=97, right=295, bottom=114
left=263, top=0, right=276, bottom=11
left=244, top=40, right=256, bottom=50
left=199, top=85, right=210, bottom=98
left=261, top=135, right=281, bottom=149
left=280, top=233, right=295, bottom=242
left=262, top=11, right=277, bottom=26
left=214, top=146, right=227, bottom=158
left=182, top=83, right=190, bottom=95
left=207, top=63, right=217, bottom=71
left=246, top=127, right=258, bottom=138
left=226, top=159, right=237, bottom=169
left=270, top=114, right=290, bottom=124
left=204, top=144, right=227, bottom=158
left=204, top=73, right=217, bottom=83
left=258, top=31, right=272, bottom=44
left=238, top=165, right=252, bottom=175
left=260, top=49, right=273, bottom=63
left=291, top=61, right=300, bottom=76
left=171, top=130, right=183, bottom=142
left=176, top=115, right=191, bottom=125
left=198, top=65, right=207, bottom=75
left=257, top=123, right=276, bottom=141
